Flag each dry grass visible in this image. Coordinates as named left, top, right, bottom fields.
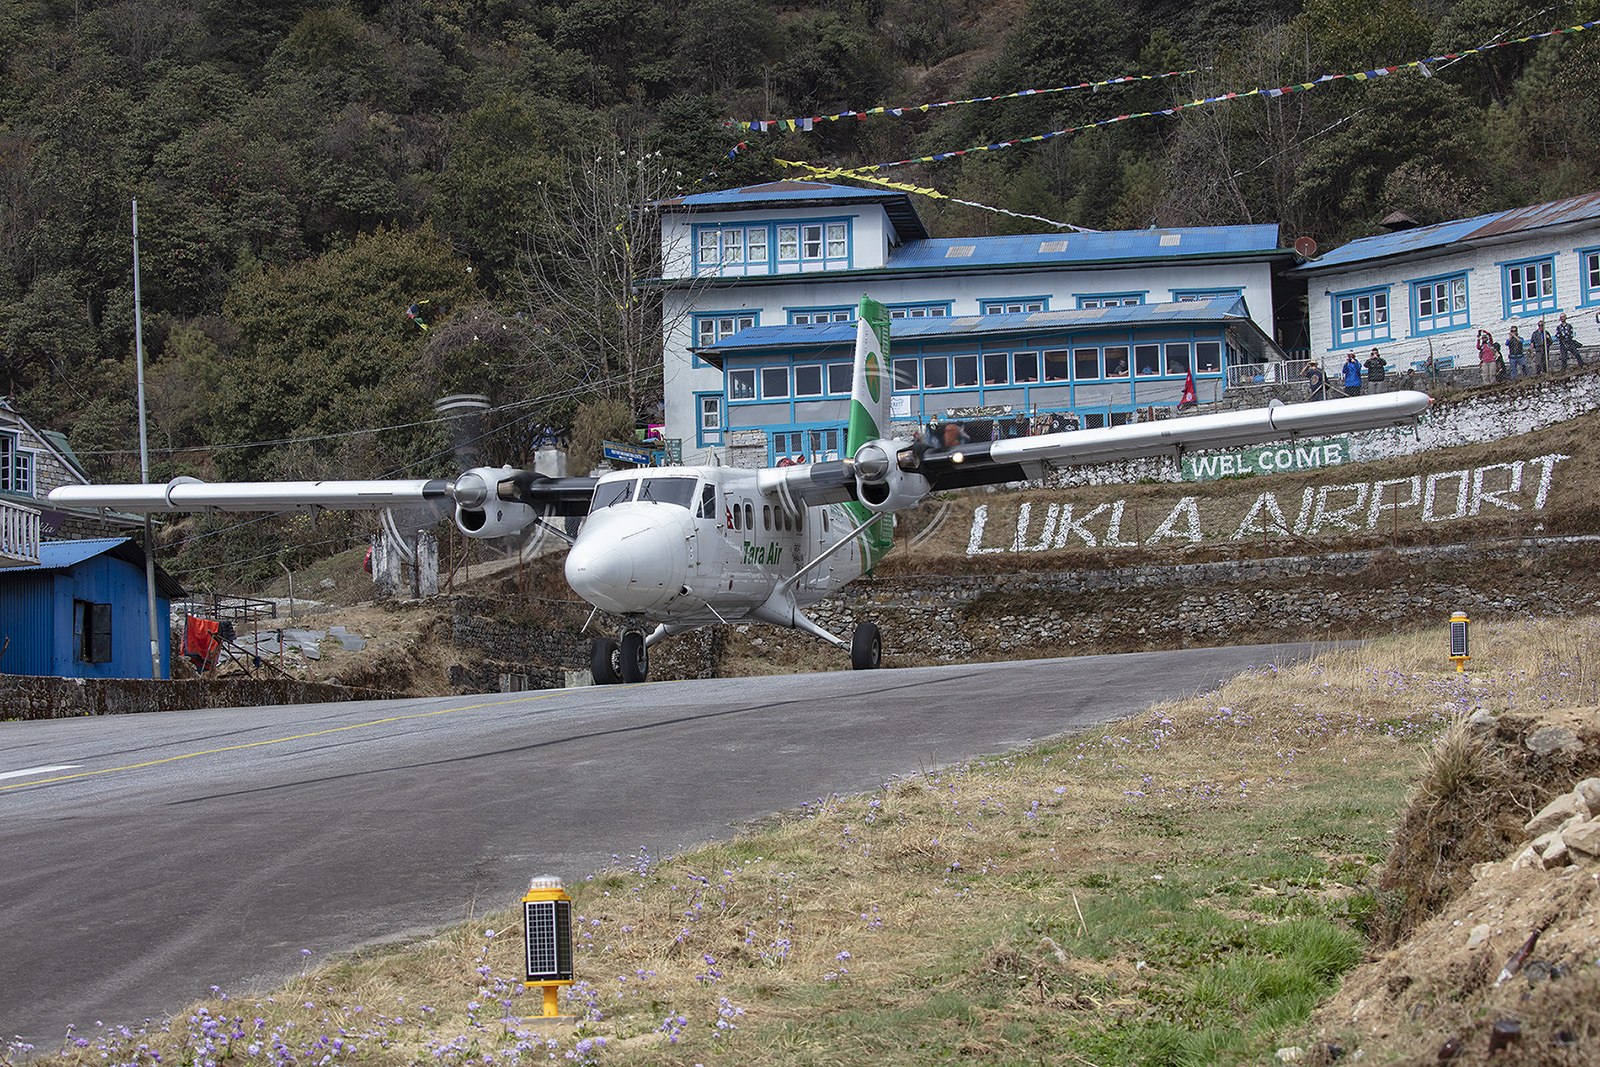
left=17, top=617, right=1600, bottom=1067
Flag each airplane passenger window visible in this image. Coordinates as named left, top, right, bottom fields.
left=590, top=480, right=635, bottom=510
left=745, top=503, right=753, bottom=530
left=697, top=483, right=716, bottom=519
left=763, top=505, right=772, bottom=531
left=638, top=477, right=697, bottom=508
left=796, top=508, right=804, bottom=532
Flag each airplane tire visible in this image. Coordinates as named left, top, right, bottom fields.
left=620, top=630, right=649, bottom=683
left=850, top=621, right=882, bottom=671
left=591, top=637, right=621, bottom=685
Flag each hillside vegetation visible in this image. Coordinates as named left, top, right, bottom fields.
left=5, top=0, right=1599, bottom=581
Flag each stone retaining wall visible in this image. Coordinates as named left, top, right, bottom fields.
left=0, top=676, right=399, bottom=721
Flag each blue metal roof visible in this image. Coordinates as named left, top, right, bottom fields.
left=1296, top=191, right=1600, bottom=273
left=9, top=537, right=186, bottom=597
left=697, top=297, right=1273, bottom=363
left=886, top=227, right=1284, bottom=270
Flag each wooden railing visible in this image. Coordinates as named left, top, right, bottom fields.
left=0, top=499, right=41, bottom=567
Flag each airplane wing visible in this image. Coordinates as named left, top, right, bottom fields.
left=47, top=471, right=598, bottom=517
left=916, top=392, right=1432, bottom=491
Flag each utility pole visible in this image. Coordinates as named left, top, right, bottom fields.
left=133, top=201, right=162, bottom=679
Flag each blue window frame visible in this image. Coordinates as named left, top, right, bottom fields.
left=775, top=218, right=851, bottom=270
left=693, top=311, right=758, bottom=367
left=1580, top=247, right=1600, bottom=308
left=1076, top=293, right=1144, bottom=309
left=887, top=302, right=951, bottom=319
left=695, top=393, right=722, bottom=448
left=788, top=306, right=853, bottom=325
left=1411, top=273, right=1470, bottom=335
left=1332, top=286, right=1391, bottom=348
left=0, top=433, right=34, bottom=496
left=1172, top=288, right=1242, bottom=302
left=981, top=297, right=1049, bottom=314
left=1502, top=256, right=1556, bottom=317
left=693, top=224, right=770, bottom=273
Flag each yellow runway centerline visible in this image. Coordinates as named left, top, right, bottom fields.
left=0, top=694, right=552, bottom=791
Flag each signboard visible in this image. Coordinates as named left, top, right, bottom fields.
left=946, top=404, right=1013, bottom=418
left=602, top=440, right=656, bottom=466
left=1182, top=437, right=1352, bottom=482
left=663, top=438, right=682, bottom=464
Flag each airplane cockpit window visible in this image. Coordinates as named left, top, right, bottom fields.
left=591, top=479, right=636, bottom=511
left=696, top=483, right=716, bottom=519
left=637, top=476, right=697, bottom=509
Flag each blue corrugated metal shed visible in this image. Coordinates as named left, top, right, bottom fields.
left=0, top=537, right=182, bottom=679
left=698, top=297, right=1267, bottom=361
left=1296, top=191, right=1600, bottom=273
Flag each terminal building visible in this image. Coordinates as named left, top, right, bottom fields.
left=653, top=181, right=1306, bottom=465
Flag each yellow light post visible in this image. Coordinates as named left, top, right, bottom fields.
left=522, top=876, right=574, bottom=1017
left=1449, top=611, right=1470, bottom=672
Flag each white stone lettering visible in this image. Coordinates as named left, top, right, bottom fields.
left=1146, top=496, right=1203, bottom=543
left=1309, top=483, right=1370, bottom=532
left=1526, top=453, right=1571, bottom=509
left=967, top=504, right=1006, bottom=554
left=1422, top=470, right=1470, bottom=522
left=1230, top=493, right=1293, bottom=539
left=1470, top=463, right=1523, bottom=515
left=1053, top=502, right=1112, bottom=548
left=1366, top=476, right=1422, bottom=529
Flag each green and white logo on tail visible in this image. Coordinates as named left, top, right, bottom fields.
left=846, top=296, right=893, bottom=459
left=844, top=295, right=895, bottom=567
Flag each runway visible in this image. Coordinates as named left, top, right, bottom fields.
left=1, top=644, right=1325, bottom=1048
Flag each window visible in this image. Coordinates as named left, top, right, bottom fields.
left=1412, top=273, right=1469, bottom=334
left=892, top=358, right=919, bottom=390
left=981, top=298, right=1047, bottom=314
left=697, top=394, right=721, bottom=446
left=1013, top=352, right=1039, bottom=383
left=1164, top=343, right=1190, bottom=375
left=73, top=600, right=112, bottom=664
left=1333, top=287, right=1390, bottom=348
left=887, top=303, right=950, bottom=318
left=794, top=365, right=823, bottom=397
left=808, top=428, right=841, bottom=458
left=1073, top=348, right=1100, bottom=380
left=983, top=353, right=1008, bottom=385
left=729, top=369, right=756, bottom=399
left=1583, top=248, right=1600, bottom=307
left=1043, top=349, right=1071, bottom=382
left=697, top=484, right=716, bottom=519
left=0, top=434, right=34, bottom=495
left=694, top=225, right=770, bottom=271
left=696, top=312, right=757, bottom=348
left=761, top=367, right=789, bottom=399
left=1104, top=345, right=1130, bottom=378
left=1195, top=341, right=1222, bottom=372
left=1077, top=293, right=1143, bottom=309
left=768, top=219, right=850, bottom=269
left=827, top=363, right=853, bottom=394
left=591, top=480, right=635, bottom=510
left=1503, top=257, right=1556, bottom=317
left=1134, top=344, right=1161, bottom=376
left=953, top=355, right=979, bottom=387
left=923, top=357, right=949, bottom=389
left=777, top=225, right=799, bottom=261
left=790, top=307, right=853, bottom=325
left=1173, top=288, right=1242, bottom=302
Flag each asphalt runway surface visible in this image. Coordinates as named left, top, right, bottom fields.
left=1, top=644, right=1331, bottom=1048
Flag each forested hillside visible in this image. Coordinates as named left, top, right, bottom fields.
left=3, top=0, right=1597, bottom=580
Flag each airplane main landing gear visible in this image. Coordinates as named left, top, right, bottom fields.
left=850, top=621, right=882, bottom=671
left=590, top=630, right=650, bottom=684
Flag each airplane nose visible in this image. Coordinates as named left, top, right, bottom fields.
left=564, top=506, right=692, bottom=614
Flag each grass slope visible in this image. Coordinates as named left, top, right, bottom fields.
left=17, top=618, right=1600, bottom=1066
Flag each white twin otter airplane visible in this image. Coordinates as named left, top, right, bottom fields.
left=52, top=297, right=1430, bottom=683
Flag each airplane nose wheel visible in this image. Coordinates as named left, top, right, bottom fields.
left=591, top=636, right=621, bottom=685
left=850, top=621, right=882, bottom=670
left=620, top=630, right=649, bottom=683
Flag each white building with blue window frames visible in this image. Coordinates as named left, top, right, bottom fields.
left=652, top=181, right=1302, bottom=465
left=1294, top=191, right=1600, bottom=372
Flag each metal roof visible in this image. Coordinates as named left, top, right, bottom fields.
left=8, top=537, right=185, bottom=597
left=658, top=180, right=930, bottom=242
left=1296, top=191, right=1600, bottom=273
left=696, top=297, right=1276, bottom=364
left=886, top=226, right=1285, bottom=270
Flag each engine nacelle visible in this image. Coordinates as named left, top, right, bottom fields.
left=852, top=440, right=929, bottom=515
left=455, top=500, right=538, bottom=539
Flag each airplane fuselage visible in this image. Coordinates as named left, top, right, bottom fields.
left=563, top=465, right=870, bottom=627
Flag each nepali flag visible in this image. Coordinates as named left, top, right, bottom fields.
left=1178, top=363, right=1198, bottom=409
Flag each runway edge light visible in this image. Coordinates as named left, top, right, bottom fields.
left=1449, top=611, right=1470, bottom=672
left=523, top=876, right=575, bottom=1018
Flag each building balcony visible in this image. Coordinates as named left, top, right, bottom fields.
left=0, top=498, right=41, bottom=567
